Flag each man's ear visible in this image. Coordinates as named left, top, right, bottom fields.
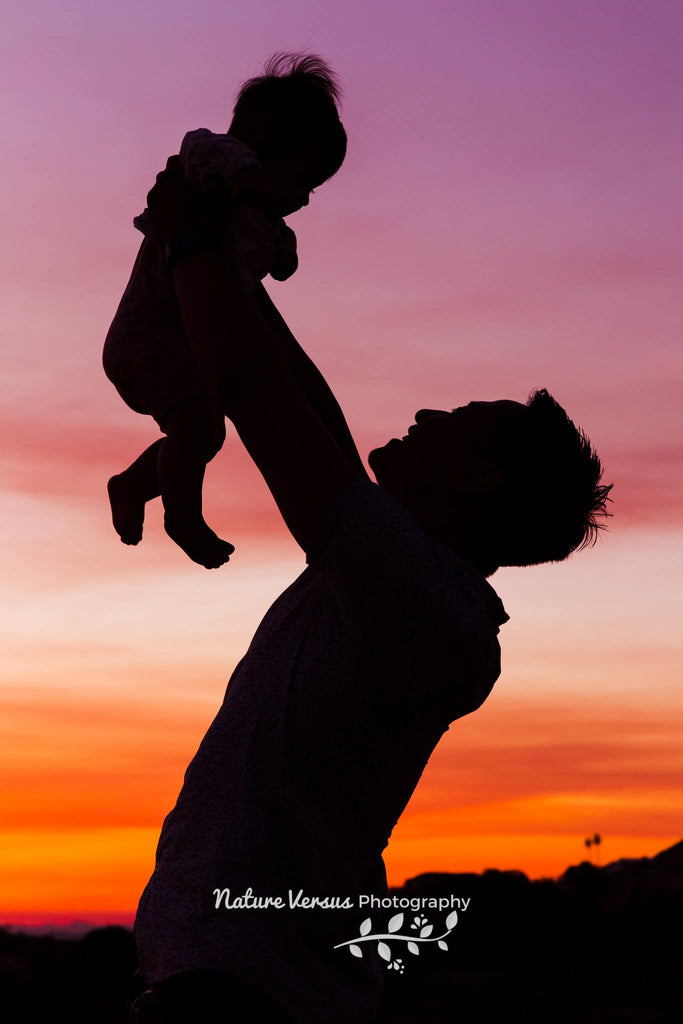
left=449, top=458, right=504, bottom=496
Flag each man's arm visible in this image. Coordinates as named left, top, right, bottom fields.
left=160, top=158, right=365, bottom=481
left=250, top=282, right=366, bottom=475
left=171, top=247, right=359, bottom=552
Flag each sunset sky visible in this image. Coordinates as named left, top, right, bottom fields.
left=2, top=0, right=682, bottom=926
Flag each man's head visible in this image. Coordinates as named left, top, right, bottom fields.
left=228, top=52, right=347, bottom=217
left=368, top=390, right=612, bottom=576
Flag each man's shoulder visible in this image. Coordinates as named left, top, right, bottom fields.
left=304, top=472, right=422, bottom=562
left=304, top=472, right=510, bottom=637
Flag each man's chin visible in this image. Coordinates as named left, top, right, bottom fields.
left=369, top=438, right=402, bottom=464
left=367, top=446, right=385, bottom=479
left=368, top=445, right=395, bottom=486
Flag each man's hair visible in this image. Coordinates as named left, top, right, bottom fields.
left=484, top=389, right=613, bottom=572
left=229, top=52, right=347, bottom=181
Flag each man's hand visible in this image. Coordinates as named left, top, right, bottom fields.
left=229, top=163, right=276, bottom=216
left=146, top=155, right=206, bottom=243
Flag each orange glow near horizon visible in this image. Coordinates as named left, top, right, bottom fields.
left=1, top=823, right=678, bottom=925
left=2, top=646, right=681, bottom=922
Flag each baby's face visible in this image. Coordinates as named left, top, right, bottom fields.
left=259, top=144, right=328, bottom=217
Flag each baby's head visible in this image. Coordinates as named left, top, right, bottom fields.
left=228, top=52, right=347, bottom=217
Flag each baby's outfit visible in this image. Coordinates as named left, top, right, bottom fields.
left=102, top=130, right=298, bottom=431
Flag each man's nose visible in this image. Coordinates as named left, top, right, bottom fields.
left=414, top=409, right=441, bottom=423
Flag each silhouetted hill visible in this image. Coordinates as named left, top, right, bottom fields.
left=1, top=842, right=681, bottom=1023
left=376, top=842, right=683, bottom=1022
left=0, top=925, right=137, bottom=1023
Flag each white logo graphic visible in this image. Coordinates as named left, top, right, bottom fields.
left=334, top=910, right=459, bottom=973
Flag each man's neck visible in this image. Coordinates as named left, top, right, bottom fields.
left=401, top=495, right=495, bottom=576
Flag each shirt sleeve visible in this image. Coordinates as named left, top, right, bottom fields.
left=178, top=130, right=298, bottom=289
left=179, top=129, right=259, bottom=191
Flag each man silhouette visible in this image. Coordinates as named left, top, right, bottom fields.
left=128, top=158, right=611, bottom=1024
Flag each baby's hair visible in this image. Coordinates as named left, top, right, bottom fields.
left=237, top=52, right=343, bottom=108
left=229, top=52, right=347, bottom=180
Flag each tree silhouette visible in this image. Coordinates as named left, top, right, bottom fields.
left=583, top=834, right=602, bottom=865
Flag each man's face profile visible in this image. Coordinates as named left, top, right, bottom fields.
left=369, top=400, right=529, bottom=507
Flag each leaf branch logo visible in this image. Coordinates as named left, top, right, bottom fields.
left=333, top=910, right=458, bottom=973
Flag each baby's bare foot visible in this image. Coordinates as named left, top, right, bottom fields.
left=108, top=474, right=145, bottom=545
left=164, top=514, right=235, bottom=569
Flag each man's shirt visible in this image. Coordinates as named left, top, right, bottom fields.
left=134, top=474, right=509, bottom=1024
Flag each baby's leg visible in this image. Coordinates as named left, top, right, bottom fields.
left=158, top=397, right=234, bottom=569
left=108, top=439, right=164, bottom=545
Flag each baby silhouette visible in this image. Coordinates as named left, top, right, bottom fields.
left=103, top=53, right=346, bottom=567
